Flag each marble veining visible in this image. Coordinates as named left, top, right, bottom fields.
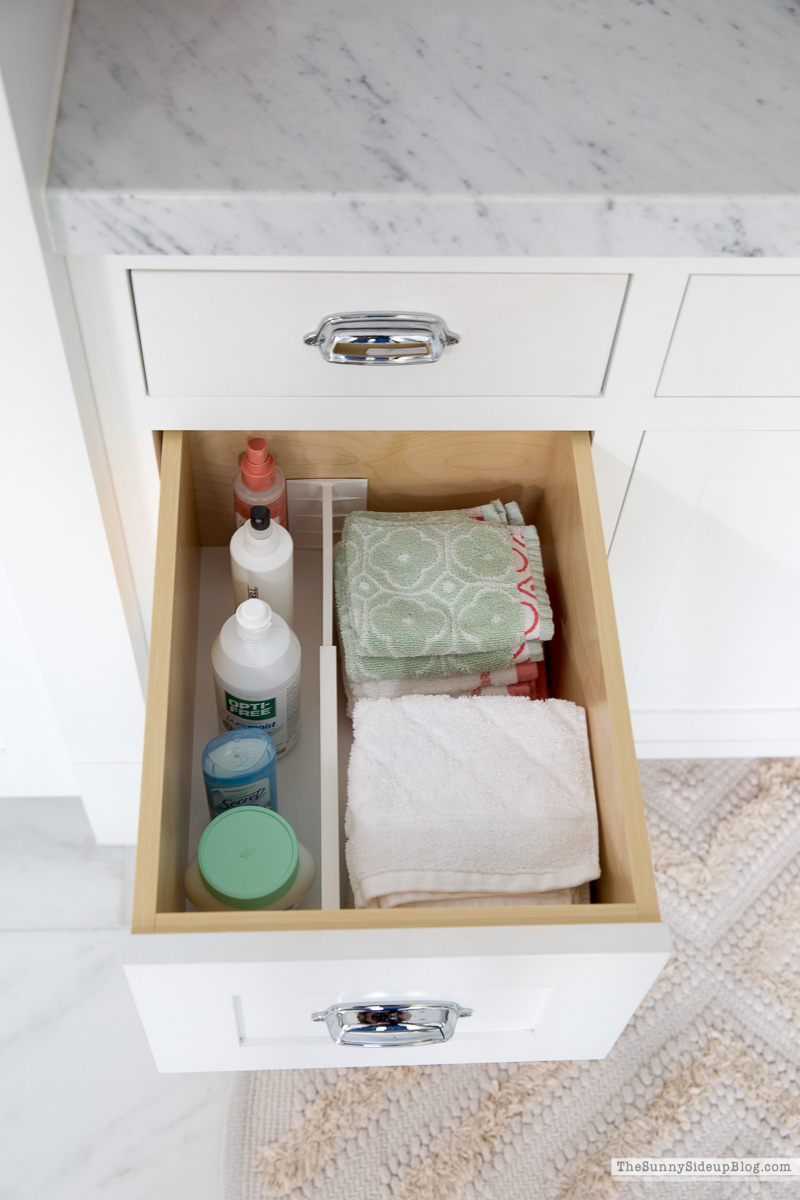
left=47, top=0, right=800, bottom=255
left=0, top=797, right=230, bottom=1200
left=0, top=797, right=135, bottom=930
left=1, top=930, right=230, bottom=1199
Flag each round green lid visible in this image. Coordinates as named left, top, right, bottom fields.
left=198, top=807, right=299, bottom=909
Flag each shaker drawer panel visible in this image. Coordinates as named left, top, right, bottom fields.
left=127, top=429, right=668, bottom=1071
left=126, top=926, right=670, bottom=1073
left=658, top=275, right=800, bottom=397
left=130, top=271, right=629, bottom=398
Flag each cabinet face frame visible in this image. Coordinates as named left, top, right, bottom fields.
left=132, top=428, right=660, bottom=936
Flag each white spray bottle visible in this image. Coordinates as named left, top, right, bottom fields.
left=230, top=505, right=294, bottom=629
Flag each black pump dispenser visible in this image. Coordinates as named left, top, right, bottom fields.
left=250, top=506, right=271, bottom=532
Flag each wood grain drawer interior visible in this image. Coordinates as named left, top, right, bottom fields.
left=132, top=430, right=659, bottom=935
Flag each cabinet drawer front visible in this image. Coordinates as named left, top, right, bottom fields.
left=129, top=428, right=667, bottom=1070
left=131, top=271, right=628, bottom=398
left=126, top=926, right=670, bottom=1072
left=658, top=274, right=800, bottom=397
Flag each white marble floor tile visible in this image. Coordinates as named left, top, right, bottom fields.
left=0, top=797, right=135, bottom=930
left=0, top=928, right=231, bottom=1200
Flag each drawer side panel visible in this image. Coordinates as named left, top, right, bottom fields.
left=132, top=431, right=200, bottom=932
left=537, top=433, right=658, bottom=917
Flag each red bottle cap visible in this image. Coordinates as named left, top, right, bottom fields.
left=241, top=437, right=276, bottom=490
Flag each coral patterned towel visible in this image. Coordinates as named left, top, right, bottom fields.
left=340, top=660, right=549, bottom=714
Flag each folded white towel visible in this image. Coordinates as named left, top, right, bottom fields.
left=374, top=883, right=591, bottom=909
left=345, top=696, right=600, bottom=909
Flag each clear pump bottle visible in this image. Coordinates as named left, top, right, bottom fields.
left=233, top=437, right=287, bottom=528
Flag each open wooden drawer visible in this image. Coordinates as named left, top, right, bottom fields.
left=125, top=429, right=670, bottom=1072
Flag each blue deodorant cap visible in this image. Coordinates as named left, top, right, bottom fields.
left=201, top=728, right=278, bottom=820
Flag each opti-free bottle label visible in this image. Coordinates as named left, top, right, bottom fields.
left=214, top=669, right=300, bottom=755
left=223, top=693, right=275, bottom=722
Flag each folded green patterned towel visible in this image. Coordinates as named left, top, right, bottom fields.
left=334, top=498, right=553, bottom=684
left=504, top=500, right=525, bottom=526
left=359, top=499, right=511, bottom=524
left=341, top=512, right=526, bottom=660
left=335, top=547, right=544, bottom=682
left=512, top=524, right=554, bottom=643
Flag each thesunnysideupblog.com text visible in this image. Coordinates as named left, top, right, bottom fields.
left=611, top=1159, right=799, bottom=1177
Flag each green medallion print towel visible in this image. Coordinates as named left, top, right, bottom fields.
left=342, top=513, right=526, bottom=660
left=356, top=499, right=524, bottom=525
left=335, top=548, right=543, bottom=682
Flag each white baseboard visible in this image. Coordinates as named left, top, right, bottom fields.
left=631, top=707, right=800, bottom=760
left=636, top=740, right=800, bottom=760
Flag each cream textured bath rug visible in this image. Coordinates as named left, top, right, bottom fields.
left=223, top=758, right=800, bottom=1200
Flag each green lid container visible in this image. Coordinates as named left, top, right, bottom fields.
left=198, top=807, right=299, bottom=909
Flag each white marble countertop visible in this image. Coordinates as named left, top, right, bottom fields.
left=47, top=0, right=800, bottom=256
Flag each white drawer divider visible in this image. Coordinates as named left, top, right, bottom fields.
left=287, top=478, right=367, bottom=909
left=318, top=646, right=340, bottom=910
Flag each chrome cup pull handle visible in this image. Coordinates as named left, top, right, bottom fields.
left=312, top=1001, right=472, bottom=1047
left=304, top=312, right=460, bottom=365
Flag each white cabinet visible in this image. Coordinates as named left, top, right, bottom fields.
left=0, top=557, right=77, bottom=797
left=0, top=14, right=146, bottom=840
left=60, top=254, right=800, bottom=1069
left=610, top=430, right=800, bottom=757
left=64, top=254, right=800, bottom=788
